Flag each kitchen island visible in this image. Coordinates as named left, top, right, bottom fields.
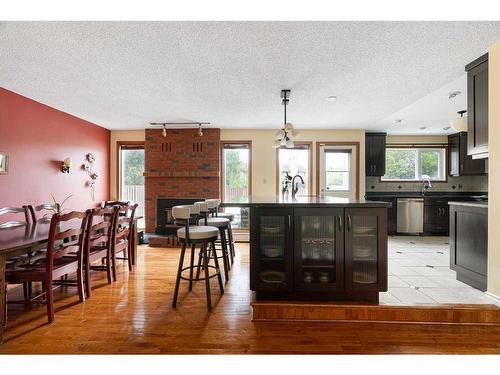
left=222, top=196, right=390, bottom=302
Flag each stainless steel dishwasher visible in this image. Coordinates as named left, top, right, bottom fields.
left=397, top=198, right=424, bottom=234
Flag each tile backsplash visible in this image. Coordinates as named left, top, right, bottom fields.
left=366, top=175, right=488, bottom=193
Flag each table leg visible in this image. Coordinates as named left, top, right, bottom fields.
left=0, top=254, right=6, bottom=344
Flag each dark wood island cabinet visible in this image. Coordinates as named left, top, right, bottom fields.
left=223, top=196, right=390, bottom=303
left=449, top=201, right=488, bottom=291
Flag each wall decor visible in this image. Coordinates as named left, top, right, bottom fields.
left=82, top=152, right=99, bottom=200
left=0, top=152, right=8, bottom=174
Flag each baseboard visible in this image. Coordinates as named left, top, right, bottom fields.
left=485, top=291, right=500, bottom=304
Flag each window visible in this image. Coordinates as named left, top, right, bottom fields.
left=277, top=143, right=311, bottom=195
left=221, top=142, right=251, bottom=231
left=324, top=149, right=351, bottom=191
left=119, top=143, right=145, bottom=228
left=381, top=147, right=446, bottom=181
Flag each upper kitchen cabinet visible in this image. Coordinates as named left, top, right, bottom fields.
left=448, top=132, right=486, bottom=176
left=365, top=132, right=386, bottom=176
left=466, top=53, right=489, bottom=159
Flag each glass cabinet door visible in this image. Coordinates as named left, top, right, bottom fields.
left=250, top=208, right=293, bottom=291
left=294, top=208, right=344, bottom=291
left=345, top=208, right=387, bottom=292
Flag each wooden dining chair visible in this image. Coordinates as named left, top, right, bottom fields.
left=0, top=206, right=30, bottom=228
left=110, top=203, right=138, bottom=280
left=83, top=206, right=119, bottom=298
left=28, top=204, right=58, bottom=223
left=1, top=206, right=33, bottom=306
left=5, top=211, right=89, bottom=324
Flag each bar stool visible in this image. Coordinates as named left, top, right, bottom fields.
left=195, top=201, right=230, bottom=283
left=206, top=199, right=236, bottom=265
left=172, top=204, right=223, bottom=312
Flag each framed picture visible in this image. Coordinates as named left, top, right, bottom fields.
left=0, top=152, right=8, bottom=174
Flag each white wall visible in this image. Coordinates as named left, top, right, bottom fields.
left=221, top=129, right=366, bottom=198
left=488, top=41, right=500, bottom=298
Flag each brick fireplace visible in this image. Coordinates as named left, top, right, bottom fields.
left=145, top=128, right=220, bottom=245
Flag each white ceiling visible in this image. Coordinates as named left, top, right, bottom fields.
left=1, top=21, right=500, bottom=134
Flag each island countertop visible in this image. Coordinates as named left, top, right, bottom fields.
left=221, top=195, right=391, bottom=208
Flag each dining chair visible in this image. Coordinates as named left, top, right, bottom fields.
left=28, top=204, right=58, bottom=223
left=0, top=206, right=30, bottom=228
left=1, top=206, right=33, bottom=307
left=5, top=211, right=89, bottom=324
left=110, top=203, right=138, bottom=280
left=83, top=206, right=119, bottom=298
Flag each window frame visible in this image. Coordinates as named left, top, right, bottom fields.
left=117, top=141, right=145, bottom=200
left=275, top=142, right=313, bottom=195
left=380, top=145, right=448, bottom=183
left=324, top=148, right=352, bottom=192
left=220, top=141, right=252, bottom=202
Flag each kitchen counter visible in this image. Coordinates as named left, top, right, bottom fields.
left=448, top=201, right=488, bottom=208
left=366, top=191, right=487, bottom=200
left=222, top=195, right=391, bottom=208
left=246, top=197, right=389, bottom=302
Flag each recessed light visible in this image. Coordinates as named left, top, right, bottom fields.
left=419, top=126, right=427, bottom=130
left=394, top=119, right=404, bottom=124
left=326, top=96, right=338, bottom=101
left=446, top=91, right=462, bottom=99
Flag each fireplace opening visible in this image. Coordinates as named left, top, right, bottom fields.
left=155, top=198, right=202, bottom=235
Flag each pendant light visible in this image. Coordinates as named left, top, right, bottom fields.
left=273, top=90, right=299, bottom=148
left=449, top=110, right=467, bottom=132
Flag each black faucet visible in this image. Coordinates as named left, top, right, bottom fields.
left=291, top=175, right=305, bottom=198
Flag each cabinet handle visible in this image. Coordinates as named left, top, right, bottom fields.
left=288, top=215, right=291, bottom=230
left=338, top=215, right=342, bottom=232
left=347, top=215, right=352, bottom=232
left=438, top=208, right=442, bottom=216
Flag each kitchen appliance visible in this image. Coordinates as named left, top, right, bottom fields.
left=397, top=198, right=424, bottom=234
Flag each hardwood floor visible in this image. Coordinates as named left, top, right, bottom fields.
left=1, top=244, right=500, bottom=354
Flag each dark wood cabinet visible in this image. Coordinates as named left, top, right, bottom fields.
left=365, top=133, right=386, bottom=176
left=251, top=206, right=388, bottom=300
left=424, top=203, right=449, bottom=235
left=250, top=207, right=294, bottom=292
left=448, top=132, right=486, bottom=176
left=466, top=53, right=489, bottom=159
left=344, top=208, right=388, bottom=292
left=449, top=203, right=488, bottom=291
left=293, top=208, right=344, bottom=292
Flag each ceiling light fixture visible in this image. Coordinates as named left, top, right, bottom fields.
left=326, top=95, right=338, bottom=101
left=419, top=126, right=427, bottom=130
left=150, top=122, right=210, bottom=138
left=394, top=119, right=404, bottom=124
left=446, top=91, right=462, bottom=100
left=449, top=110, right=467, bottom=132
left=443, top=126, right=451, bottom=131
left=273, top=90, right=300, bottom=149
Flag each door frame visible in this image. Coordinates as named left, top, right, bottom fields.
left=116, top=141, right=145, bottom=200
left=275, top=141, right=313, bottom=195
left=316, top=142, right=360, bottom=200
left=220, top=140, right=253, bottom=202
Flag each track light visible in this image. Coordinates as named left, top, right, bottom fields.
left=162, top=125, right=167, bottom=138
left=198, top=123, right=203, bottom=137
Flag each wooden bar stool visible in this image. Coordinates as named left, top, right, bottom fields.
left=194, top=201, right=230, bottom=283
left=172, top=205, right=223, bottom=312
left=206, top=199, right=235, bottom=266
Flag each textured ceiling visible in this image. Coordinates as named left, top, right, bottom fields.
left=1, top=21, right=500, bottom=134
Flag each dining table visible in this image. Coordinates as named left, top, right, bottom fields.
left=0, top=222, right=52, bottom=343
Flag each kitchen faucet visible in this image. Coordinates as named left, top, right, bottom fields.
left=421, top=175, right=432, bottom=195
left=291, top=174, right=305, bottom=198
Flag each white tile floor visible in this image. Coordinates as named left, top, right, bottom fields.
left=379, top=236, right=500, bottom=306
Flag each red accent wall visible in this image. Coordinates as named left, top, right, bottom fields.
left=0, top=87, right=110, bottom=211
